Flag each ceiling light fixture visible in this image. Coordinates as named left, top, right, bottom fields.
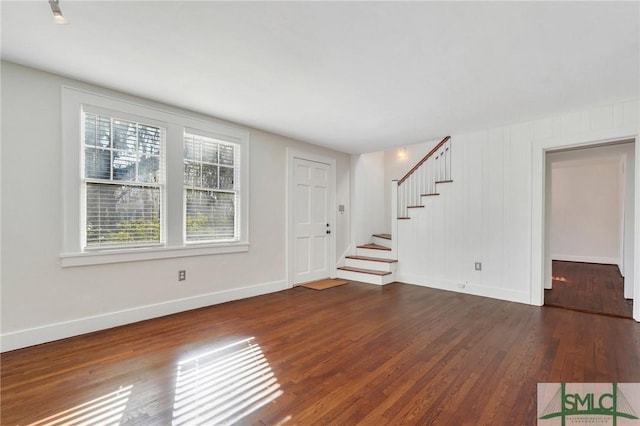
left=48, top=0, right=69, bottom=25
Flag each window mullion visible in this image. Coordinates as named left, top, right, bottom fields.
left=164, top=124, right=185, bottom=247
left=135, top=122, right=140, bottom=182
left=110, top=118, right=114, bottom=181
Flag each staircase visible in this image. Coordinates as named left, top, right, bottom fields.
left=337, top=234, right=397, bottom=285
left=338, top=135, right=452, bottom=286
left=397, top=136, right=452, bottom=219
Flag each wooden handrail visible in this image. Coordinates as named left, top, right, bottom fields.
left=397, top=136, right=450, bottom=186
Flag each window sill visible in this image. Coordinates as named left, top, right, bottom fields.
left=60, top=242, right=250, bottom=267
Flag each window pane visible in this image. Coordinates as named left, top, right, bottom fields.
left=219, top=144, right=234, bottom=166
left=139, top=156, right=160, bottom=183
left=219, top=166, right=234, bottom=190
left=113, top=151, right=137, bottom=181
left=186, top=190, right=235, bottom=241
left=84, top=114, right=97, bottom=148
left=202, top=164, right=218, bottom=188
left=85, top=147, right=111, bottom=179
left=184, top=161, right=200, bottom=187
left=112, top=119, right=137, bottom=152
left=86, top=183, right=161, bottom=248
left=97, top=116, right=111, bottom=148
left=138, top=124, right=161, bottom=156
left=184, top=135, right=198, bottom=161
left=202, top=141, right=218, bottom=164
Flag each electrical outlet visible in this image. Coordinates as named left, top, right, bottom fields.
left=474, top=262, right=482, bottom=271
left=178, top=270, right=186, bottom=281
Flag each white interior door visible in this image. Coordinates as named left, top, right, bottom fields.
left=293, top=158, right=331, bottom=284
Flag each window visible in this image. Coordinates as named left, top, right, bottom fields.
left=83, top=112, right=164, bottom=248
left=184, top=133, right=240, bottom=242
left=61, top=87, right=250, bottom=266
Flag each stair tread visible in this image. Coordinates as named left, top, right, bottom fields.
left=337, top=266, right=392, bottom=276
left=357, top=243, right=391, bottom=251
left=372, top=233, right=391, bottom=240
left=346, top=255, right=397, bottom=263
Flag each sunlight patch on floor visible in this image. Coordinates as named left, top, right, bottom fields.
left=27, top=385, right=133, bottom=426
left=172, top=337, right=282, bottom=425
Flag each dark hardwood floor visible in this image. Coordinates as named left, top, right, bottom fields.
left=2, top=282, right=640, bottom=425
left=545, top=260, right=633, bottom=318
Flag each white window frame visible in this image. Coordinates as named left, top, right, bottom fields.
left=81, top=105, right=167, bottom=250
left=183, top=129, right=242, bottom=244
left=61, top=87, right=249, bottom=267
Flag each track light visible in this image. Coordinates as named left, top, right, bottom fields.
left=48, top=0, right=69, bottom=25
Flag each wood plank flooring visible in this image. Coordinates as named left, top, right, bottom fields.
left=2, top=282, right=640, bottom=425
left=545, top=260, right=633, bottom=318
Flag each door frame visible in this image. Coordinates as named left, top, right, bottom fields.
left=286, top=149, right=337, bottom=288
left=531, top=131, right=639, bottom=321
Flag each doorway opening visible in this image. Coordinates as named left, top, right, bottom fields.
left=544, top=140, right=635, bottom=318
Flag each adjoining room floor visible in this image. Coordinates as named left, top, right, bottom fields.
left=545, top=260, right=633, bottom=319
left=2, top=282, right=639, bottom=425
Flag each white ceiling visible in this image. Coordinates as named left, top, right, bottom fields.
left=2, top=1, right=638, bottom=154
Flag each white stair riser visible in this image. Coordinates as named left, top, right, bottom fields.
left=336, top=269, right=395, bottom=285
left=345, top=259, right=396, bottom=272
left=356, top=248, right=394, bottom=259
left=372, top=236, right=392, bottom=248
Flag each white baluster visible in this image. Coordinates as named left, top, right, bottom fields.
left=447, top=140, right=452, bottom=181
left=429, top=159, right=433, bottom=194
left=403, top=182, right=408, bottom=217
left=413, top=175, right=417, bottom=206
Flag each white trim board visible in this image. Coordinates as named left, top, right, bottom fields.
left=1, top=279, right=287, bottom=352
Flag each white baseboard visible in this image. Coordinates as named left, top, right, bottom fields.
left=397, top=273, right=530, bottom=305
left=552, top=254, right=619, bottom=266
left=1, top=280, right=288, bottom=353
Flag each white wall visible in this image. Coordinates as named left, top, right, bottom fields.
left=350, top=151, right=386, bottom=246
left=395, top=125, right=533, bottom=303
left=548, top=144, right=632, bottom=268
left=377, top=100, right=639, bottom=309
left=0, top=61, right=351, bottom=351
